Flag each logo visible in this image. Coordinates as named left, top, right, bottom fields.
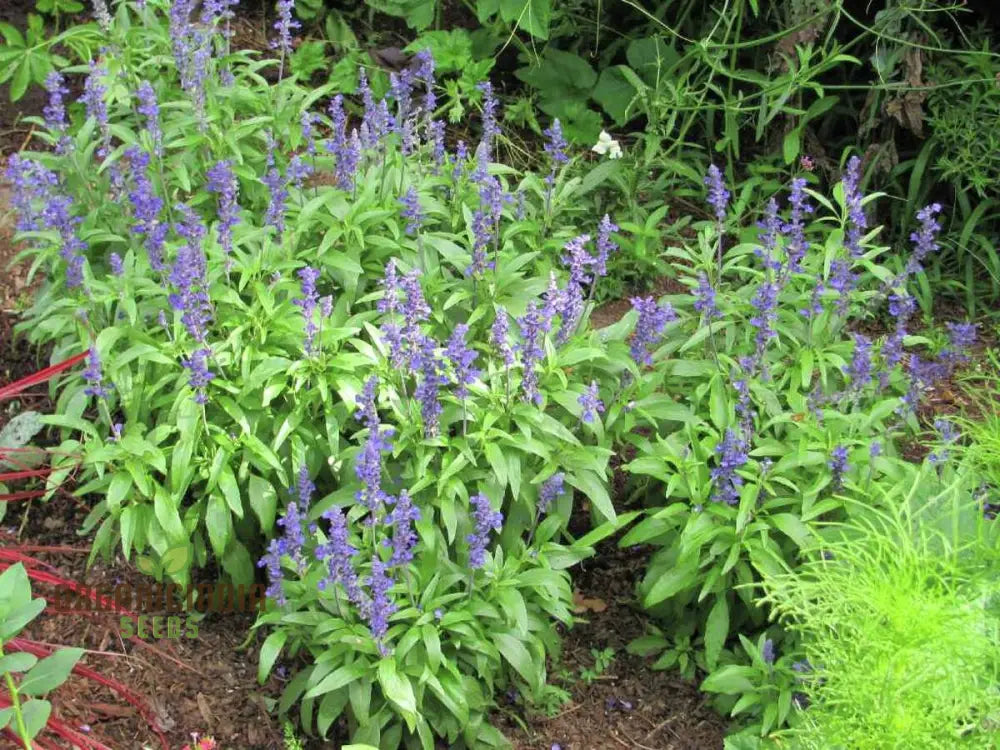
left=50, top=545, right=267, bottom=640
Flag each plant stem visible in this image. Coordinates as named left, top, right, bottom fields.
left=3, top=659, right=32, bottom=750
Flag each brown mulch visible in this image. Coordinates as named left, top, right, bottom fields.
left=591, top=276, right=688, bottom=331
left=495, top=544, right=728, bottom=750
left=0, top=310, right=53, bottom=434
left=4, top=495, right=286, bottom=750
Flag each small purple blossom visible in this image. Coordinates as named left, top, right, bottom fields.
left=399, top=187, right=424, bottom=235
left=693, top=272, right=722, bottom=321
left=629, top=297, right=676, bottom=366
left=82, top=347, right=110, bottom=399
left=828, top=445, right=849, bottom=490
left=711, top=429, right=749, bottom=505
left=445, top=324, right=480, bottom=400
left=205, top=160, right=240, bottom=258
left=842, top=156, right=866, bottom=258
left=538, top=473, right=565, bottom=515
left=490, top=307, right=516, bottom=368
left=181, top=347, right=214, bottom=404
left=578, top=381, right=604, bottom=424
left=293, top=266, right=321, bottom=355
left=704, top=164, right=729, bottom=223
left=467, top=493, right=503, bottom=569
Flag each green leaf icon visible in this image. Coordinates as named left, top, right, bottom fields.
left=161, top=545, right=192, bottom=576
left=135, top=556, right=158, bottom=577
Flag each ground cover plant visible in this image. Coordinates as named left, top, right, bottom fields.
left=755, top=460, right=1000, bottom=748
left=1, top=0, right=999, bottom=748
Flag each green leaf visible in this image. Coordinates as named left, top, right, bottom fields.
left=499, top=0, right=550, bottom=39
left=701, top=665, right=757, bottom=694
left=769, top=513, right=812, bottom=548
left=592, top=67, right=634, bottom=125
left=153, top=485, right=186, bottom=544
left=493, top=632, right=540, bottom=691
left=782, top=129, right=800, bottom=165
left=248, top=474, right=277, bottom=531
left=305, top=661, right=368, bottom=698
left=566, top=470, right=615, bottom=522
left=19, top=699, right=51, bottom=740
left=0, top=653, right=37, bottom=674
left=217, top=464, right=243, bottom=518
left=703, top=596, right=729, bottom=672
left=377, top=659, right=417, bottom=728
left=643, top=557, right=698, bottom=607
left=18, top=648, right=83, bottom=696
left=161, top=544, right=192, bottom=576
left=206, top=494, right=232, bottom=557
left=258, top=630, right=287, bottom=684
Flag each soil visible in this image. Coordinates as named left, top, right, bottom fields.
left=496, top=543, right=728, bottom=750
left=2, top=496, right=286, bottom=750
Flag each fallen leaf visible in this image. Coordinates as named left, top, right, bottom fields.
left=573, top=591, right=608, bottom=613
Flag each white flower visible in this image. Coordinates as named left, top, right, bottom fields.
left=592, top=130, right=622, bottom=159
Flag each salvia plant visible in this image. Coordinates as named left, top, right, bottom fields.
left=8, top=0, right=625, bottom=585
left=4, top=1, right=637, bottom=746
left=601, top=156, right=986, bottom=730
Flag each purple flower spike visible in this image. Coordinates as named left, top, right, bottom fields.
left=578, top=381, right=604, bottom=424
left=293, top=266, right=321, bottom=355
left=903, top=203, right=943, bottom=280
left=842, top=156, right=866, bottom=258
left=135, top=81, right=162, bottom=157
left=399, top=187, right=424, bottom=236
left=445, top=324, right=481, bottom=400
left=594, top=215, right=619, bottom=279
left=366, top=559, right=396, bottom=654
left=828, top=445, right=849, bottom=489
left=206, top=160, right=240, bottom=258
left=711, top=429, right=749, bottom=505
left=467, top=493, right=503, bottom=569
left=629, top=296, right=676, bottom=366
left=181, top=347, right=214, bottom=404
left=82, top=347, right=110, bottom=399
left=490, top=307, right=517, bottom=368
left=538, top=473, right=565, bottom=515
left=844, top=334, right=873, bottom=394
left=385, top=490, right=421, bottom=568
left=43, top=71, right=71, bottom=153
left=693, top=272, right=722, bottom=321
left=704, top=164, right=729, bottom=223
left=271, top=0, right=301, bottom=60
left=316, top=504, right=362, bottom=604
left=762, top=639, right=775, bottom=665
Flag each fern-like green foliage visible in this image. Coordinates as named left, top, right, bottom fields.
left=759, top=464, right=1000, bottom=749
